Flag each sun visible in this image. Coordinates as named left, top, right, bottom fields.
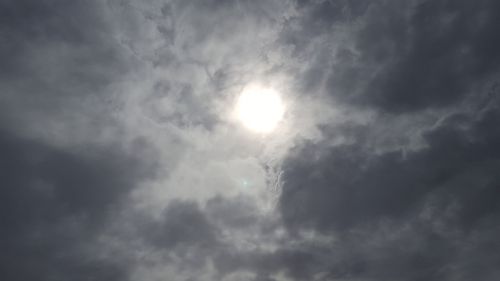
left=236, top=84, right=285, bottom=133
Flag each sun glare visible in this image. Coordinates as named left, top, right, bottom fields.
left=236, top=84, right=285, bottom=133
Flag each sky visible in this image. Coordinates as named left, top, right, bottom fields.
left=1, top=0, right=500, bottom=280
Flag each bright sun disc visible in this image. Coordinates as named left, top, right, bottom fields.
left=236, top=84, right=285, bottom=133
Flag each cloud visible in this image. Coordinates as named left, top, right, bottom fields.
left=281, top=105, right=500, bottom=231
left=149, top=200, right=218, bottom=251
left=284, top=0, right=500, bottom=112
left=0, top=128, right=156, bottom=281
left=273, top=1, right=500, bottom=279
left=2, top=0, right=500, bottom=281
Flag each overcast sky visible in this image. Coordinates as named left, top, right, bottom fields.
left=1, top=0, right=500, bottom=280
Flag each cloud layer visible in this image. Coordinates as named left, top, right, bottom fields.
left=1, top=0, right=500, bottom=280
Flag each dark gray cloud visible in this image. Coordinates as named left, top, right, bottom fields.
left=0, top=0, right=131, bottom=100
left=282, top=106, right=500, bottom=231
left=0, top=128, right=156, bottom=281
left=275, top=2, right=500, bottom=279
left=285, top=0, right=500, bottom=112
left=0, top=1, right=143, bottom=280
left=149, top=200, right=218, bottom=251
left=279, top=85, right=500, bottom=279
